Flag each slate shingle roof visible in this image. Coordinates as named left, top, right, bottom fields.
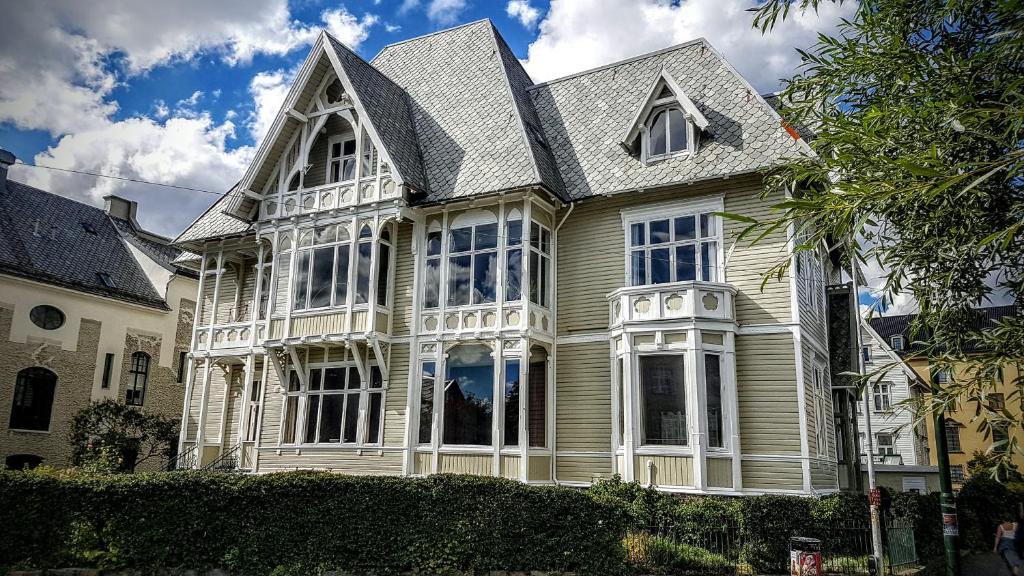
left=326, top=34, right=428, bottom=193
left=869, top=305, right=1019, bottom=354
left=0, top=179, right=174, bottom=308
left=177, top=20, right=813, bottom=243
left=528, top=38, right=811, bottom=200
left=174, top=186, right=253, bottom=245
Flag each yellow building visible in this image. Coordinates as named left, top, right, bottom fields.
left=869, top=306, right=1022, bottom=487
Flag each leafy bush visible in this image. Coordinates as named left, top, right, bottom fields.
left=625, top=533, right=733, bottom=575
left=69, top=400, right=178, bottom=472
left=740, top=494, right=814, bottom=573
left=957, top=474, right=1024, bottom=551
left=0, top=471, right=627, bottom=574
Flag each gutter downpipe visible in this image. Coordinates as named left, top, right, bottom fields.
left=550, top=200, right=574, bottom=485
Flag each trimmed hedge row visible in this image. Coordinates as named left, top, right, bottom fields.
left=0, top=471, right=628, bottom=575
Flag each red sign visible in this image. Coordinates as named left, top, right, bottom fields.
left=869, top=488, right=881, bottom=507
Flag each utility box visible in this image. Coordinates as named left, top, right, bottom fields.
left=790, top=536, right=822, bottom=576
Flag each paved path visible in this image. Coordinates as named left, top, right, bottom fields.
left=962, top=552, right=1013, bottom=575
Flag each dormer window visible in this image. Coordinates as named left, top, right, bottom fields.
left=622, top=70, right=709, bottom=165
left=646, top=106, right=687, bottom=158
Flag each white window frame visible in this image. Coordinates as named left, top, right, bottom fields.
left=813, top=361, right=828, bottom=456
left=636, top=351, right=690, bottom=450
left=279, top=360, right=386, bottom=447
left=621, top=197, right=725, bottom=287
left=641, top=101, right=692, bottom=163
left=445, top=217, right=500, bottom=307
left=890, top=335, right=905, bottom=351
left=290, top=223, right=352, bottom=312
left=326, top=134, right=357, bottom=185
left=876, top=432, right=896, bottom=456
left=873, top=382, right=892, bottom=412
left=528, top=219, right=552, bottom=308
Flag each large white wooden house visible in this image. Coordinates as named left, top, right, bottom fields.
left=172, top=19, right=840, bottom=495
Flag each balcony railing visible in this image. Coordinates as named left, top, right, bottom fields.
left=261, top=174, right=402, bottom=220
left=608, top=281, right=735, bottom=327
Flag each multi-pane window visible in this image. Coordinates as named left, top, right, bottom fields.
left=292, top=224, right=351, bottom=311
left=9, top=367, right=57, bottom=431
left=993, top=424, right=1009, bottom=447
left=945, top=421, right=962, bottom=452
left=890, top=335, right=905, bottom=351
left=505, top=219, right=523, bottom=302
left=646, top=106, right=687, bottom=158
left=360, top=133, right=377, bottom=177
left=628, top=212, right=718, bottom=286
left=989, top=392, right=1006, bottom=411
left=705, top=353, right=724, bottom=449
left=282, top=364, right=385, bottom=445
left=876, top=432, right=896, bottom=456
left=447, top=222, right=498, bottom=306
left=424, top=229, right=442, bottom=309
left=949, top=464, right=965, bottom=484
left=443, top=344, right=494, bottom=446
left=813, top=366, right=828, bottom=455
left=529, top=222, right=551, bottom=307
left=639, top=355, right=687, bottom=446
left=873, top=383, right=892, bottom=412
left=327, top=136, right=356, bottom=183
left=935, top=368, right=952, bottom=385
left=125, top=352, right=149, bottom=406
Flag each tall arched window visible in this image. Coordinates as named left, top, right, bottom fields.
left=9, top=367, right=57, bottom=431
left=444, top=344, right=494, bottom=446
left=126, top=352, right=150, bottom=406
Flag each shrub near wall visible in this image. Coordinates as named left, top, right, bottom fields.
left=0, top=471, right=627, bottom=575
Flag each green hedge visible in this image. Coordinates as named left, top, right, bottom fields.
left=0, top=471, right=627, bottom=574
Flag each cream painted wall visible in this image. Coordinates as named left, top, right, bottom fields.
left=0, top=273, right=197, bottom=402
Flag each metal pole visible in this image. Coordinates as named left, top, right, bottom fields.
left=850, top=260, right=884, bottom=574
left=931, top=367, right=962, bottom=576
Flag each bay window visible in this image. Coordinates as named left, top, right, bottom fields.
left=505, top=218, right=523, bottom=302
left=503, top=359, right=520, bottom=446
left=281, top=362, right=385, bottom=446
left=355, top=224, right=373, bottom=305
left=704, top=353, right=724, bottom=449
left=292, top=224, right=351, bottom=311
left=447, top=221, right=498, bottom=306
left=443, top=344, right=494, bottom=446
left=418, top=362, right=436, bottom=444
left=424, top=229, right=442, bottom=308
left=639, top=355, right=687, bottom=446
left=628, top=210, right=719, bottom=285
left=529, top=222, right=551, bottom=307
left=527, top=347, right=547, bottom=447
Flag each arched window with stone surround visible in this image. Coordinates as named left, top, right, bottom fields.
left=9, top=367, right=57, bottom=431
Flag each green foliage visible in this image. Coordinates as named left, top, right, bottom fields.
left=739, top=0, right=1024, bottom=471
left=957, top=473, right=1024, bottom=551
left=69, top=400, right=178, bottom=472
left=888, top=490, right=943, bottom=559
left=642, top=535, right=734, bottom=575
left=741, top=494, right=814, bottom=573
left=0, top=471, right=627, bottom=574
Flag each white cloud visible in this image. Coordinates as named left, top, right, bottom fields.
left=398, top=0, right=421, bottom=16
left=246, top=67, right=299, bottom=143
left=8, top=114, right=254, bottom=237
left=322, top=7, right=379, bottom=49
left=506, top=0, right=541, bottom=29
left=385, top=23, right=402, bottom=33
left=426, top=0, right=468, bottom=26
left=521, top=0, right=855, bottom=92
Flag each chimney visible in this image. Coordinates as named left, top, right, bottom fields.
left=103, top=195, right=139, bottom=227
left=0, top=148, right=15, bottom=191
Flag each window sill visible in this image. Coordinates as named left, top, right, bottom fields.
left=635, top=446, right=693, bottom=456
left=7, top=428, right=51, bottom=434
left=643, top=151, right=691, bottom=166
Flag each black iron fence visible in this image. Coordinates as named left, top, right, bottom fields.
left=640, top=519, right=918, bottom=575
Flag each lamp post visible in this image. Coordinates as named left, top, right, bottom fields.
left=931, top=367, right=962, bottom=576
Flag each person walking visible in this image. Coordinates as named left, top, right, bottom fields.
left=995, top=518, right=1022, bottom=575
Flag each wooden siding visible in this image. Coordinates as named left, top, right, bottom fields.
left=414, top=452, right=431, bottom=475
left=635, top=455, right=694, bottom=487
left=555, top=174, right=792, bottom=335
left=303, top=115, right=351, bottom=189
left=202, top=368, right=229, bottom=442
left=707, top=457, right=734, bottom=489
left=392, top=222, right=415, bottom=336
left=555, top=341, right=612, bottom=452
left=529, top=455, right=551, bottom=481
left=383, top=344, right=409, bottom=446
left=260, top=365, right=285, bottom=446
left=438, top=453, right=492, bottom=475
left=556, top=455, right=612, bottom=483
left=289, top=312, right=347, bottom=337
left=811, top=460, right=839, bottom=490
left=273, top=252, right=291, bottom=316
left=742, top=459, right=803, bottom=491
left=258, top=448, right=403, bottom=474
left=803, top=339, right=836, bottom=460
left=501, top=455, right=521, bottom=479
left=736, top=333, right=802, bottom=455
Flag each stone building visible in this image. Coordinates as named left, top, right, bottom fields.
left=0, top=149, right=197, bottom=470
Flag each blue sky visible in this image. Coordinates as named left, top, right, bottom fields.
left=0, top=0, right=855, bottom=241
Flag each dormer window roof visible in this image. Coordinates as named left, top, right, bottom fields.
left=622, top=69, right=710, bottom=164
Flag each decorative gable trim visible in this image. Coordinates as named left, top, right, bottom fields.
left=621, top=68, right=709, bottom=150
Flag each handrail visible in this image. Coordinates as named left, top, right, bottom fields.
left=202, top=443, right=242, bottom=473
left=166, top=442, right=199, bottom=471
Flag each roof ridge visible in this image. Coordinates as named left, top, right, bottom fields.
left=526, top=37, right=709, bottom=91
left=485, top=21, right=544, bottom=191
left=371, top=18, right=492, bottom=61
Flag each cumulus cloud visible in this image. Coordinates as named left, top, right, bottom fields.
left=506, top=0, right=541, bottom=29
left=246, top=67, right=299, bottom=143
left=426, top=0, right=468, bottom=26
left=8, top=115, right=254, bottom=237
left=322, top=7, right=380, bottom=49
left=522, top=0, right=855, bottom=92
